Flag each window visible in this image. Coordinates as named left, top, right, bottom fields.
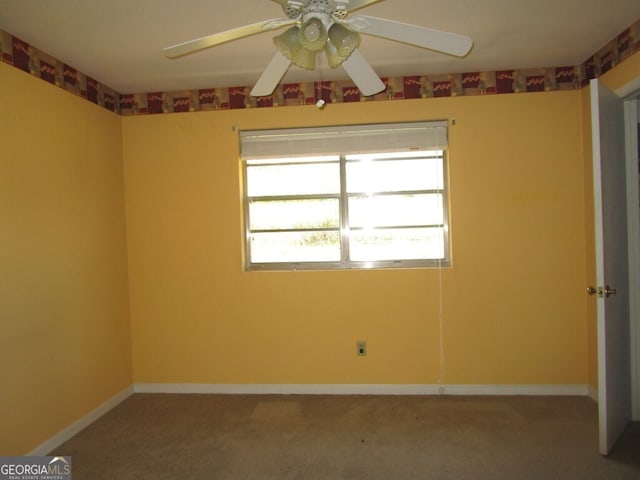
left=241, top=122, right=450, bottom=270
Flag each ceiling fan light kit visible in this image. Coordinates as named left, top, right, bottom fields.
left=329, top=24, right=361, bottom=57
left=274, top=26, right=319, bottom=69
left=163, top=0, right=473, bottom=98
left=298, top=18, right=327, bottom=50
left=325, top=29, right=359, bottom=69
left=274, top=19, right=359, bottom=71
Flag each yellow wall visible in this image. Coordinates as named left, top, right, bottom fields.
left=0, top=62, right=132, bottom=454
left=123, top=90, right=588, bottom=386
left=3, top=46, right=635, bottom=454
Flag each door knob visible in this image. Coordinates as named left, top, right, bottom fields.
left=587, top=285, right=617, bottom=298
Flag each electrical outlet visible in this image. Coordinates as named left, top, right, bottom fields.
left=357, top=341, right=367, bottom=356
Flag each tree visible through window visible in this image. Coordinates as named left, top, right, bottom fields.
left=241, top=122, right=451, bottom=270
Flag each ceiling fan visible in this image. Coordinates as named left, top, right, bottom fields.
left=163, top=0, right=473, bottom=97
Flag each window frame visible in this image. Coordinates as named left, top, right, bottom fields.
left=241, top=122, right=452, bottom=271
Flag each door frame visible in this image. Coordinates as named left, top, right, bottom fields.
left=616, top=78, right=640, bottom=421
left=623, top=95, right=639, bottom=421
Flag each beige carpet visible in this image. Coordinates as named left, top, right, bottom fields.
left=51, top=394, right=640, bottom=479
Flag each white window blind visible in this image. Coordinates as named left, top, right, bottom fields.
left=240, top=121, right=448, bottom=158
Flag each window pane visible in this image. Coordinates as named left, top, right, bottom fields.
left=349, top=194, right=444, bottom=228
left=349, top=227, right=445, bottom=261
left=247, top=161, right=339, bottom=196
left=250, top=231, right=340, bottom=263
left=346, top=157, right=443, bottom=193
left=249, top=199, right=339, bottom=230
left=242, top=128, right=450, bottom=269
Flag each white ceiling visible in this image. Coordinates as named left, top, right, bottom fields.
left=1, top=0, right=639, bottom=95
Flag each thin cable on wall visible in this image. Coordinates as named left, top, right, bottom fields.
left=436, top=157, right=446, bottom=394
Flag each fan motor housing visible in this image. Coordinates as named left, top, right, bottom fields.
left=283, top=0, right=339, bottom=19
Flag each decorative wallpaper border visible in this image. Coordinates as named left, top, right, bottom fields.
left=1, top=19, right=639, bottom=116
left=0, top=30, right=120, bottom=113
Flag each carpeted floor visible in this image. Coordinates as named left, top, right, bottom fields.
left=51, top=394, right=640, bottom=479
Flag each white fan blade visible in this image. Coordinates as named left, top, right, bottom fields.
left=347, top=15, right=473, bottom=57
left=250, top=51, right=292, bottom=97
left=163, top=18, right=296, bottom=58
left=341, top=49, right=385, bottom=96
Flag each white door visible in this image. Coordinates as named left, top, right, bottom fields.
left=590, top=78, right=632, bottom=455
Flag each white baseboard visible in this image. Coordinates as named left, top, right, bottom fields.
left=134, top=383, right=442, bottom=395
left=134, top=383, right=589, bottom=396
left=27, top=385, right=134, bottom=456
left=443, top=384, right=589, bottom=396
